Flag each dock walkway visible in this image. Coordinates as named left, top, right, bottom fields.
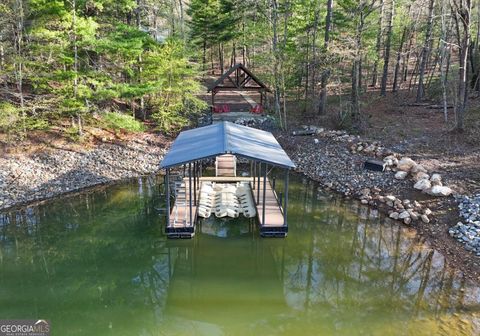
left=253, top=177, right=287, bottom=237
left=165, top=178, right=198, bottom=238
left=215, top=154, right=236, bottom=177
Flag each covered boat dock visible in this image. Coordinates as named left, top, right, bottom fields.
left=160, top=121, right=295, bottom=239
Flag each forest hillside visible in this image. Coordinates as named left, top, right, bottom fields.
left=1, top=0, right=479, bottom=141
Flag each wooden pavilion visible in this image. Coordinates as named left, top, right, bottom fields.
left=207, top=63, right=271, bottom=110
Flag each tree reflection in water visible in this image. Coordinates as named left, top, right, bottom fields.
left=0, top=173, right=479, bottom=336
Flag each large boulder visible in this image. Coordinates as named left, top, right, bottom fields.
left=426, top=185, right=453, bottom=197
left=395, top=171, right=408, bottom=180
left=414, top=179, right=431, bottom=191
left=413, top=172, right=429, bottom=182
left=389, top=212, right=399, bottom=220
left=383, top=155, right=398, bottom=167
left=385, top=195, right=396, bottom=202
left=411, top=164, right=427, bottom=174
left=430, top=173, right=443, bottom=186
left=397, top=157, right=417, bottom=172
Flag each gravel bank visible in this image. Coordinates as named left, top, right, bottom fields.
left=450, top=194, right=480, bottom=255
left=0, top=134, right=169, bottom=210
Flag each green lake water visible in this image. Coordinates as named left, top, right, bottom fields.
left=1, top=173, right=480, bottom=335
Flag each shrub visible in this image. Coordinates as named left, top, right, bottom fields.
left=102, top=112, right=145, bottom=132
left=64, top=126, right=81, bottom=142
left=151, top=95, right=207, bottom=133
left=0, top=102, right=20, bottom=132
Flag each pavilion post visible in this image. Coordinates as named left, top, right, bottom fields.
left=193, top=162, right=197, bottom=206
left=166, top=168, right=170, bottom=227
left=284, top=169, right=289, bottom=226
left=189, top=163, right=192, bottom=227
left=262, top=163, right=267, bottom=226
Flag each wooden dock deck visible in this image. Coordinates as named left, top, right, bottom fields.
left=165, top=178, right=198, bottom=238
left=253, top=177, right=287, bottom=237
left=166, top=176, right=286, bottom=238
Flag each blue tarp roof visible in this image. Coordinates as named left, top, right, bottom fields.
left=160, top=122, right=295, bottom=169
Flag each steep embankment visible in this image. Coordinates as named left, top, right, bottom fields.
left=0, top=133, right=170, bottom=210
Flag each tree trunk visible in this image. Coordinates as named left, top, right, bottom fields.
left=304, top=30, right=310, bottom=105
left=392, top=25, right=407, bottom=92
left=380, top=0, right=394, bottom=95
left=352, top=12, right=365, bottom=119
left=242, top=20, right=247, bottom=66
left=210, top=47, right=214, bottom=74
left=452, top=0, right=472, bottom=131
left=71, top=0, right=83, bottom=135
left=416, top=0, right=434, bottom=102
left=0, top=44, right=4, bottom=74
left=310, top=7, right=320, bottom=100
left=281, top=1, right=290, bottom=128
left=202, top=39, right=207, bottom=72
left=179, top=0, right=185, bottom=39
left=231, top=41, right=236, bottom=67
left=371, top=0, right=384, bottom=88
left=403, top=32, right=415, bottom=82
left=219, top=43, right=224, bottom=73
left=271, top=0, right=282, bottom=128
left=137, top=0, right=144, bottom=120
left=439, top=0, right=450, bottom=122
left=14, top=0, right=26, bottom=136
left=318, top=0, right=333, bottom=115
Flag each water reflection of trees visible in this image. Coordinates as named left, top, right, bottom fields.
left=269, top=178, right=480, bottom=335
left=1, top=174, right=480, bottom=335
left=0, top=176, right=172, bottom=335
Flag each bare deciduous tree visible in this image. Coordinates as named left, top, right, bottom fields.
left=451, top=0, right=472, bottom=131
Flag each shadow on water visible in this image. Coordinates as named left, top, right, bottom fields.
left=0, top=173, right=479, bottom=335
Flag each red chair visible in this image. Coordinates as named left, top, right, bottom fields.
left=213, top=105, right=222, bottom=113
left=222, top=104, right=230, bottom=113
left=251, top=105, right=263, bottom=114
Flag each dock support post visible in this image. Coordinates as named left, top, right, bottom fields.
left=189, top=163, right=193, bottom=227
left=262, top=163, right=267, bottom=227
left=197, top=162, right=200, bottom=193
left=257, top=162, right=261, bottom=204
left=193, top=162, right=197, bottom=206
left=166, top=168, right=170, bottom=226
left=253, top=161, right=256, bottom=190
left=284, top=169, right=289, bottom=226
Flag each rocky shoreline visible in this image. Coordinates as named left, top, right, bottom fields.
left=0, top=133, right=168, bottom=211
left=450, top=194, right=480, bottom=255
left=276, top=125, right=480, bottom=280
